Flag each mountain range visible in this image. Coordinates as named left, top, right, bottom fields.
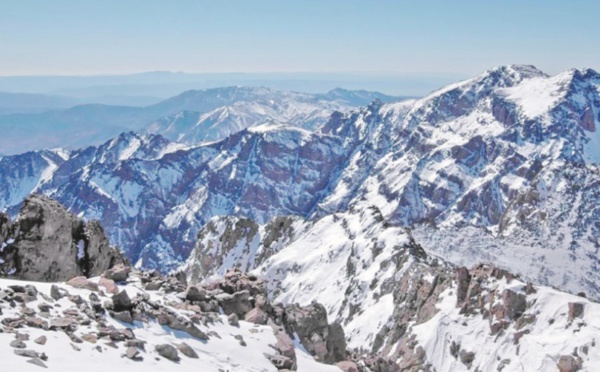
left=1, top=64, right=599, bottom=371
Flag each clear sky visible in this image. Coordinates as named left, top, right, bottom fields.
left=0, top=0, right=598, bottom=76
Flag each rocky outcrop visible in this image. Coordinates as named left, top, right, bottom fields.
left=0, top=194, right=125, bottom=281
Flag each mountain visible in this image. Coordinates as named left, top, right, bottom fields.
left=0, top=86, right=404, bottom=155
left=1, top=195, right=599, bottom=372
left=1, top=65, right=599, bottom=301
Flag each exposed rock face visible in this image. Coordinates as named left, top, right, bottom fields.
left=0, top=194, right=125, bottom=281
left=285, top=303, right=348, bottom=364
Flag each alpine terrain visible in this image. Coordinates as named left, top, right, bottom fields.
left=0, top=65, right=599, bottom=371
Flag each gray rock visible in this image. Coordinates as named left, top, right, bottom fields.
left=50, top=285, right=63, bottom=300
left=34, top=336, right=47, bottom=345
left=103, top=264, right=131, bottom=282
left=177, top=342, right=199, bottom=358
left=155, top=344, right=180, bottom=362
left=14, top=349, right=39, bottom=358
left=4, top=195, right=123, bottom=282
left=10, top=339, right=27, bottom=348
left=216, top=290, right=252, bottom=318
left=112, top=290, right=132, bottom=311
left=27, top=358, right=48, bottom=368
left=228, top=313, right=240, bottom=327
left=111, top=310, right=134, bottom=324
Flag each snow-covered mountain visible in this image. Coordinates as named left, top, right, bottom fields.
left=0, top=86, right=404, bottom=155
left=1, top=65, right=599, bottom=301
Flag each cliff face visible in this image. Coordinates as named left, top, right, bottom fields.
left=0, top=194, right=124, bottom=281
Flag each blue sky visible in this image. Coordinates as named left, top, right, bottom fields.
left=0, top=0, right=598, bottom=76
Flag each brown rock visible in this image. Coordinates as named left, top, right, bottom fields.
left=34, top=336, right=47, bottom=345
left=66, top=276, right=99, bottom=292
left=557, top=354, right=582, bottom=372
left=336, top=361, right=359, bottom=372
left=568, top=303, right=584, bottom=321
left=98, top=277, right=118, bottom=294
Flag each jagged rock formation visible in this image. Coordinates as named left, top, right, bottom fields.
left=0, top=194, right=124, bottom=281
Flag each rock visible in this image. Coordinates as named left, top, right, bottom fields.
left=125, top=347, right=142, bottom=361
left=456, top=267, right=471, bottom=306
left=568, top=303, right=584, bottom=321
left=103, top=264, right=131, bottom=282
left=144, top=281, right=163, bottom=291
left=10, top=339, right=27, bottom=348
left=267, top=354, right=296, bottom=370
left=50, top=317, right=77, bottom=330
left=336, top=361, right=359, bottom=372
left=82, top=333, right=98, bottom=343
left=26, top=317, right=47, bottom=329
left=557, top=355, right=582, bottom=372
left=98, top=277, right=118, bottom=295
left=155, top=344, right=180, bottom=362
left=285, top=303, right=347, bottom=364
left=228, top=313, right=240, bottom=327
left=66, top=276, right=99, bottom=292
left=216, top=290, right=252, bottom=318
left=177, top=342, right=199, bottom=358
left=273, top=328, right=296, bottom=361
left=14, top=349, right=39, bottom=358
left=34, top=336, right=47, bottom=345
left=67, top=333, right=84, bottom=343
left=185, top=285, right=207, bottom=302
left=70, top=343, right=81, bottom=351
left=111, top=310, right=134, bottom=324
left=234, top=334, right=247, bottom=346
left=7, top=195, right=122, bottom=281
left=27, top=358, right=48, bottom=368
left=50, top=285, right=63, bottom=300
left=501, top=289, right=527, bottom=320
left=459, top=350, right=475, bottom=368
left=244, top=307, right=268, bottom=325
left=112, top=290, right=132, bottom=311
left=37, top=303, right=53, bottom=312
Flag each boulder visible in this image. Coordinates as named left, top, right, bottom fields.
left=336, top=361, right=359, bottom=372
left=244, top=307, right=268, bottom=325
left=66, top=276, right=99, bottom=292
left=155, top=344, right=180, bottom=362
left=98, top=277, right=119, bottom=294
left=501, top=289, right=527, bottom=320
left=568, top=303, right=584, bottom=321
left=102, top=264, right=131, bottom=282
left=177, top=342, right=199, bottom=358
left=112, top=290, right=132, bottom=312
left=216, top=290, right=252, bottom=318
left=3, top=195, right=123, bottom=282
left=557, top=355, right=582, bottom=372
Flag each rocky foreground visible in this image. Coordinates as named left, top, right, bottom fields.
left=1, top=196, right=600, bottom=371
left=0, top=266, right=351, bottom=371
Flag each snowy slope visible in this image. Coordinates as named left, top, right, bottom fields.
left=0, top=273, right=340, bottom=372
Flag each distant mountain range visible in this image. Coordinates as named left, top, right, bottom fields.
left=0, top=86, right=409, bottom=155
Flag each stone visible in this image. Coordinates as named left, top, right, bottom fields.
left=14, top=349, right=39, bottom=358
left=456, top=267, right=471, bottom=306
left=98, top=277, right=118, bottom=295
left=112, top=290, right=132, bottom=311
left=50, top=285, right=63, bottom=300
left=111, top=310, right=134, bottom=324
left=9, top=195, right=122, bottom=282
left=244, top=307, right=268, bottom=325
left=27, top=358, right=48, bottom=368
left=557, top=355, right=582, bottom=372
left=568, top=303, right=584, bottom=321
left=501, top=289, right=527, bottom=320
left=103, top=264, right=131, bottom=282
left=10, top=339, right=27, bottom=348
left=177, top=342, right=199, bottom=358
left=82, top=333, right=98, bottom=343
left=66, top=276, right=99, bottom=292
left=34, top=336, right=47, bottom=345
left=125, top=347, right=142, bottom=361
left=460, top=350, right=475, bottom=368
left=155, top=344, right=180, bottom=362
left=185, top=285, right=207, bottom=302
left=336, top=361, right=359, bottom=372
left=37, top=303, right=53, bottom=312
left=216, top=290, right=252, bottom=318
left=228, top=313, right=240, bottom=327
